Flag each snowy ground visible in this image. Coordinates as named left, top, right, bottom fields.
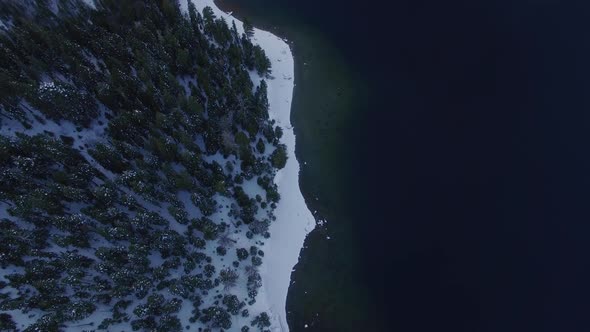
left=181, top=1, right=316, bottom=330
left=0, top=1, right=314, bottom=330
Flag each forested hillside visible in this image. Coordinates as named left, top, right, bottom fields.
left=0, top=0, right=286, bottom=331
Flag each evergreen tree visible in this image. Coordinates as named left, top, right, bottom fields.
left=243, top=18, right=254, bottom=38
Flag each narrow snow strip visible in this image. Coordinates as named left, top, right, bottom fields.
left=247, top=25, right=316, bottom=332
left=181, top=1, right=316, bottom=330
left=81, top=0, right=96, bottom=9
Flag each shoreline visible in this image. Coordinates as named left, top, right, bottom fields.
left=204, top=3, right=375, bottom=329
left=185, top=1, right=316, bottom=330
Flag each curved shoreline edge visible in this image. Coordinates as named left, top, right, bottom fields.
left=183, top=1, right=316, bottom=330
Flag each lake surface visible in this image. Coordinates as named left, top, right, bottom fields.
left=218, top=0, right=590, bottom=331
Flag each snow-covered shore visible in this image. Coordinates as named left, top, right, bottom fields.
left=183, top=1, right=315, bottom=330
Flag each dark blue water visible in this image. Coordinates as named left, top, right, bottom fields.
left=220, top=0, right=590, bottom=330
left=356, top=1, right=590, bottom=331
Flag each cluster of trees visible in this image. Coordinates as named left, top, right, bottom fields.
left=0, top=0, right=282, bottom=330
